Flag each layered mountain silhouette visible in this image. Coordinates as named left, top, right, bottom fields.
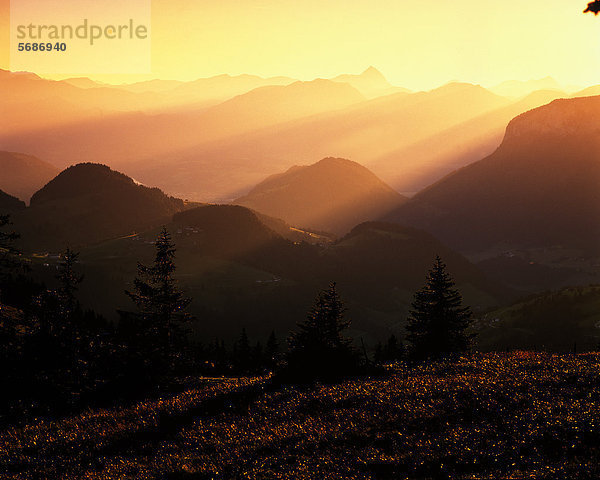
left=0, top=77, right=365, bottom=188
left=368, top=88, right=567, bottom=194
left=2, top=72, right=522, bottom=202
left=387, top=95, right=600, bottom=255
left=74, top=207, right=505, bottom=339
left=0, top=151, right=58, bottom=202
left=573, top=85, right=600, bottom=97
left=0, top=157, right=508, bottom=340
left=0, top=69, right=168, bottom=136
left=188, top=79, right=366, bottom=141
left=0, top=69, right=296, bottom=136
left=131, top=81, right=512, bottom=200
left=319, top=222, right=510, bottom=308
left=154, top=73, right=295, bottom=105
left=332, top=66, right=410, bottom=98
left=62, top=77, right=107, bottom=89
left=490, top=77, right=564, bottom=98
left=235, top=157, right=407, bottom=234
left=5, top=69, right=573, bottom=206
left=13, top=163, right=185, bottom=251
left=132, top=81, right=513, bottom=202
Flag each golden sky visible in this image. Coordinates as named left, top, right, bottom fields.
left=1, top=0, right=599, bottom=89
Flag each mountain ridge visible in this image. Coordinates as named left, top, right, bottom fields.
left=15, top=163, right=186, bottom=251
left=235, top=157, right=407, bottom=234
left=387, top=95, right=600, bottom=256
left=332, top=66, right=410, bottom=98
left=0, top=151, right=59, bottom=203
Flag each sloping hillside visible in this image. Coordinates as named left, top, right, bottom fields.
left=235, top=158, right=407, bottom=234
left=0, top=151, right=58, bottom=202
left=15, top=163, right=185, bottom=250
left=388, top=96, right=600, bottom=256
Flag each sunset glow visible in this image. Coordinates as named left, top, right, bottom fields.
left=3, top=1, right=600, bottom=477
left=1, top=0, right=599, bottom=89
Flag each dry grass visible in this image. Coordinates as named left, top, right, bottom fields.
left=2, top=353, right=600, bottom=479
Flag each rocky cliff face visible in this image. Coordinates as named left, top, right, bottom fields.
left=502, top=96, right=600, bottom=144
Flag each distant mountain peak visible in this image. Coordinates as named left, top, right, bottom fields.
left=315, top=156, right=356, bottom=167
left=330, top=67, right=409, bottom=98
left=63, top=77, right=105, bottom=89
left=361, top=66, right=385, bottom=78
left=29, top=162, right=175, bottom=206
left=0, top=69, right=42, bottom=81
left=21, top=162, right=185, bottom=251
left=235, top=157, right=407, bottom=234
left=434, top=82, right=486, bottom=93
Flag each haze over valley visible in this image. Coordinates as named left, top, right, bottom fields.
left=2, top=66, right=600, bottom=347
left=2, top=67, right=593, bottom=202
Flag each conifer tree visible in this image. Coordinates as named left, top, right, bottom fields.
left=406, top=256, right=474, bottom=359
left=31, top=248, right=83, bottom=343
left=26, top=247, right=95, bottom=401
left=287, top=282, right=358, bottom=380
left=126, top=227, right=191, bottom=366
left=290, top=282, right=350, bottom=349
left=57, top=248, right=84, bottom=321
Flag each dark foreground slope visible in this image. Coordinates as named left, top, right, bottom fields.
left=3, top=353, right=600, bottom=479
left=388, top=96, right=600, bottom=256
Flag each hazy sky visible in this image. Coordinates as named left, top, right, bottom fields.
left=1, top=0, right=599, bottom=89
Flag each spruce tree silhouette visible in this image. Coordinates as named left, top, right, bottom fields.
left=126, top=227, right=191, bottom=370
left=406, top=256, right=474, bottom=359
left=26, top=247, right=103, bottom=408
left=51, top=247, right=85, bottom=361
left=286, top=282, right=358, bottom=381
left=57, top=248, right=84, bottom=321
